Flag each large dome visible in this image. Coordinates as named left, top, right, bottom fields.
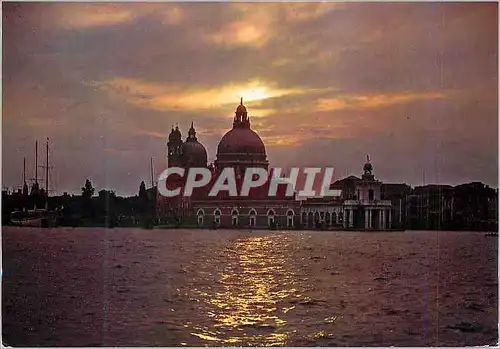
left=217, top=127, right=266, bottom=155
left=215, top=99, right=269, bottom=170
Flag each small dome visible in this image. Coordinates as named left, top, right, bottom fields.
left=181, top=140, right=207, bottom=167
left=363, top=162, right=373, bottom=173
left=168, top=126, right=182, bottom=142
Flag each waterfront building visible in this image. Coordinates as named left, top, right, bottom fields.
left=381, top=183, right=412, bottom=229
left=299, top=159, right=392, bottom=230
left=404, top=182, right=498, bottom=231
left=335, top=159, right=392, bottom=230
left=406, top=184, right=454, bottom=230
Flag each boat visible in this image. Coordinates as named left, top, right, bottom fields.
left=10, top=138, right=59, bottom=228
left=10, top=209, right=50, bottom=227
left=484, top=232, right=499, bottom=237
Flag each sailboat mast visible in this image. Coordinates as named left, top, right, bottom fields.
left=150, top=157, right=154, bottom=188
left=23, top=156, right=26, bottom=184
left=46, top=137, right=49, bottom=197
left=35, top=140, right=38, bottom=184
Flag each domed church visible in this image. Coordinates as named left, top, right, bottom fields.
left=157, top=99, right=394, bottom=231
left=216, top=98, right=269, bottom=173
left=160, top=99, right=298, bottom=228
left=167, top=98, right=268, bottom=173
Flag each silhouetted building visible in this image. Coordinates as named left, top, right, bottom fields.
left=406, top=185, right=454, bottom=230
left=158, top=99, right=298, bottom=228
left=156, top=100, right=394, bottom=230
left=404, top=182, right=498, bottom=231
left=451, top=182, right=497, bottom=230
left=382, top=183, right=412, bottom=229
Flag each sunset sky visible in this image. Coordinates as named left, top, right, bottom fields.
left=3, top=2, right=498, bottom=196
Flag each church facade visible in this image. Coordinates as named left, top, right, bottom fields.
left=156, top=100, right=393, bottom=230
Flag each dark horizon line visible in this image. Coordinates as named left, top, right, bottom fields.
left=4, top=178, right=498, bottom=199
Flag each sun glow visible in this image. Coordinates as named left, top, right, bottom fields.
left=235, top=87, right=270, bottom=103
left=95, top=78, right=308, bottom=113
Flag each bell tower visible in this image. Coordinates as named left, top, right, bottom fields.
left=167, top=125, right=183, bottom=167
left=357, top=155, right=381, bottom=202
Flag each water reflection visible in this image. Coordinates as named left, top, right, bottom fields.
left=188, top=234, right=302, bottom=346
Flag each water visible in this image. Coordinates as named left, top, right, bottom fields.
left=2, top=227, right=498, bottom=346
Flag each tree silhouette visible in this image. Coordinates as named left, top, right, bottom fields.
left=82, top=179, right=95, bottom=199
left=81, top=179, right=95, bottom=220
left=139, top=181, right=147, bottom=199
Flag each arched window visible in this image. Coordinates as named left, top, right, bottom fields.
left=301, top=212, right=307, bottom=224
left=338, top=211, right=343, bottom=222
left=197, top=209, right=204, bottom=227
left=368, top=189, right=374, bottom=201
left=286, top=210, right=294, bottom=228
left=332, top=211, right=337, bottom=224
left=267, top=209, right=275, bottom=228
left=214, top=209, right=221, bottom=225
left=231, top=209, right=239, bottom=227
left=249, top=209, right=257, bottom=227
left=308, top=212, right=313, bottom=227
left=325, top=211, right=331, bottom=225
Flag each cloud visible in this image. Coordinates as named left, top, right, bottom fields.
left=56, top=4, right=136, bottom=29
left=283, top=3, right=344, bottom=22
left=50, top=3, right=186, bottom=30
left=208, top=20, right=270, bottom=48
left=203, top=3, right=344, bottom=48
left=91, top=77, right=327, bottom=114
left=316, top=91, right=448, bottom=112
left=2, top=2, right=497, bottom=195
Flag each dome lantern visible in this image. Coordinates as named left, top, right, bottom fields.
left=363, top=154, right=373, bottom=175
left=187, top=121, right=197, bottom=141
left=234, top=97, right=250, bottom=128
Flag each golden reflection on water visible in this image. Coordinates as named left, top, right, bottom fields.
left=188, top=234, right=301, bottom=346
